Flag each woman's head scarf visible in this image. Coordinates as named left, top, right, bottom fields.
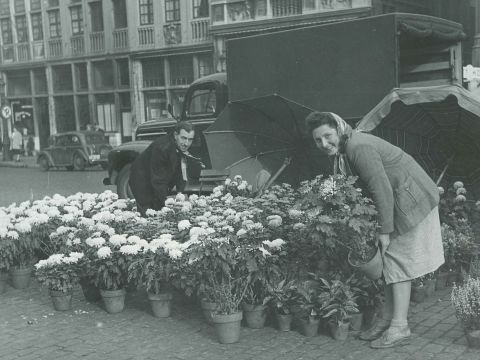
left=327, top=112, right=353, bottom=176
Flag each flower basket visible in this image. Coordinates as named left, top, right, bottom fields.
left=276, top=312, right=293, bottom=331
left=0, top=271, right=8, bottom=294
left=49, top=289, right=73, bottom=311
left=242, top=303, right=267, bottom=329
left=348, top=247, right=383, bottom=281
left=10, top=266, right=32, bottom=289
left=211, top=311, right=243, bottom=344
left=100, top=288, right=126, bottom=314
left=298, top=317, right=320, bottom=337
left=147, top=291, right=173, bottom=318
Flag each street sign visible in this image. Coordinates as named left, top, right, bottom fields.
left=1, top=105, right=11, bottom=119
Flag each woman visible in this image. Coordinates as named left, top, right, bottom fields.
left=305, top=111, right=444, bottom=349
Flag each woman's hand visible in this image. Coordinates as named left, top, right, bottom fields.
left=377, top=233, right=390, bottom=256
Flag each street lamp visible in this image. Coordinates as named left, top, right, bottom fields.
left=0, top=77, right=11, bottom=161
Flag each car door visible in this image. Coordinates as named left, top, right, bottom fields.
left=50, top=135, right=69, bottom=165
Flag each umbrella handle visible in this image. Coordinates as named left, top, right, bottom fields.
left=435, top=155, right=455, bottom=186
left=257, top=157, right=292, bottom=196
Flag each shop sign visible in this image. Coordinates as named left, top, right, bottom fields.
left=463, top=65, right=480, bottom=82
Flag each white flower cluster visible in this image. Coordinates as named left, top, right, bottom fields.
left=35, top=252, right=84, bottom=269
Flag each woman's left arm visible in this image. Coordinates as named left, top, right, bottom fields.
left=347, top=144, right=394, bottom=235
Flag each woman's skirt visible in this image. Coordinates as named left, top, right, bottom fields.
left=383, top=206, right=444, bottom=284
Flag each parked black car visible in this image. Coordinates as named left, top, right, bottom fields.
left=37, top=131, right=112, bottom=171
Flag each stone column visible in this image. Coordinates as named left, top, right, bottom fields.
left=472, top=0, right=480, bottom=66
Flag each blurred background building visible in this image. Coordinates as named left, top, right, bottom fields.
left=0, top=0, right=477, bottom=151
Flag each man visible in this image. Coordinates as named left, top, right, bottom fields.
left=129, top=121, right=196, bottom=216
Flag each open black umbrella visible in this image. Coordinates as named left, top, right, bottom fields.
left=204, top=94, right=331, bottom=188
left=356, top=84, right=480, bottom=196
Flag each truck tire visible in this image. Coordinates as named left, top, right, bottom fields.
left=117, top=163, right=133, bottom=199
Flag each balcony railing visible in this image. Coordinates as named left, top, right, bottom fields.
left=138, top=26, right=154, bottom=46
left=16, top=43, right=31, bottom=62
left=71, top=35, right=85, bottom=56
left=32, top=41, right=45, bottom=59
left=191, top=19, right=210, bottom=42
left=271, top=0, right=302, bottom=17
left=90, top=31, right=105, bottom=53
left=48, top=38, right=63, bottom=58
left=113, top=28, right=128, bottom=50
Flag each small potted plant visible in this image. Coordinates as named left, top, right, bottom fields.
left=265, top=276, right=298, bottom=331
left=295, top=279, right=324, bottom=337
left=34, top=252, right=83, bottom=311
left=451, top=277, right=480, bottom=348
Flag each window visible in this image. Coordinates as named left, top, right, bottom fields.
left=75, top=63, right=88, bottom=90
left=165, top=0, right=180, bottom=22
left=0, top=0, right=10, bottom=16
left=15, top=15, right=28, bottom=42
left=169, top=55, right=193, bottom=85
left=193, top=0, right=209, bottom=18
left=144, top=91, right=167, bottom=120
left=255, top=0, right=267, bottom=17
left=142, top=58, right=164, bottom=87
left=139, top=0, right=153, bottom=25
left=33, top=68, right=47, bottom=94
left=303, top=0, right=315, bottom=10
left=70, top=5, right=83, bottom=35
left=1, top=18, right=12, bottom=44
left=93, top=60, right=114, bottom=89
left=197, top=54, right=213, bottom=78
left=14, top=0, right=25, bottom=13
left=89, top=1, right=104, bottom=32
left=188, top=88, right=216, bottom=116
left=48, top=0, right=59, bottom=7
left=116, top=58, right=130, bottom=87
left=48, top=9, right=61, bottom=38
left=113, top=0, right=127, bottom=28
left=212, top=4, right=224, bottom=22
left=31, top=13, right=43, bottom=40
left=52, top=65, right=73, bottom=92
left=30, top=0, right=41, bottom=11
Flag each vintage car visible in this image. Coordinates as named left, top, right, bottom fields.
left=37, top=131, right=112, bottom=171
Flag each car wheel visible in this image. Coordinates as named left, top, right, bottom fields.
left=65, top=165, right=74, bottom=171
left=73, top=154, right=86, bottom=171
left=117, top=163, right=133, bottom=199
left=38, top=156, right=49, bottom=171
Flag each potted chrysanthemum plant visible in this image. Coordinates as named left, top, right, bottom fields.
left=451, top=277, right=480, bottom=348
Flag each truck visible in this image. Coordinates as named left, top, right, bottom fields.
left=104, top=13, right=465, bottom=198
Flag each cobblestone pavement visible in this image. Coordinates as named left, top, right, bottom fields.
left=0, top=279, right=479, bottom=360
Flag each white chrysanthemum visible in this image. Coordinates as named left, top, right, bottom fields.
left=224, top=208, right=236, bottom=216
left=62, top=256, right=79, bottom=264
left=145, top=208, right=157, bottom=217
left=197, top=199, right=207, bottom=207
left=168, top=248, right=183, bottom=259
left=120, top=244, right=141, bottom=255
left=178, top=219, right=192, bottom=231
left=159, top=233, right=173, bottom=241
left=79, top=217, right=95, bottom=227
left=56, top=226, right=73, bottom=235
left=7, top=230, right=19, bottom=239
left=47, top=253, right=65, bottom=265
left=34, top=259, right=49, bottom=269
left=61, top=214, right=75, bottom=223
left=293, top=222, right=305, bottom=230
left=92, top=211, right=115, bottom=223
left=127, top=235, right=141, bottom=244
left=15, top=221, right=32, bottom=233
left=267, top=215, right=282, bottom=228
left=267, top=238, right=285, bottom=249
left=86, top=237, right=106, bottom=248
left=29, top=213, right=49, bottom=225
left=453, top=181, right=464, bottom=190
left=181, top=203, right=193, bottom=213
left=236, top=228, right=247, bottom=237
left=69, top=252, right=84, bottom=259
left=97, top=246, right=112, bottom=259
left=164, top=198, right=175, bottom=206
left=189, top=194, right=199, bottom=202
left=438, top=186, right=445, bottom=195
left=258, top=246, right=271, bottom=257
left=175, top=193, right=186, bottom=202
left=46, top=207, right=61, bottom=217
left=109, top=234, right=128, bottom=246
left=456, top=187, right=467, bottom=195
left=72, top=238, right=81, bottom=245
left=237, top=181, right=248, bottom=190
left=224, top=178, right=231, bottom=186
left=288, top=209, right=303, bottom=218
left=455, top=195, right=467, bottom=203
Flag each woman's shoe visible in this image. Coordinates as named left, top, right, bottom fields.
left=369, top=326, right=411, bottom=349
left=358, top=322, right=390, bottom=341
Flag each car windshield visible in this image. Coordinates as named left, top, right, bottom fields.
left=85, top=134, right=108, bottom=144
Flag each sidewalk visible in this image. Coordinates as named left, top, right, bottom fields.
left=0, top=155, right=38, bottom=168
left=0, top=279, right=478, bottom=360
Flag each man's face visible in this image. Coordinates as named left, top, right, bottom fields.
left=174, top=129, right=195, bottom=153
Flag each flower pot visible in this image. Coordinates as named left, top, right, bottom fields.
left=466, top=330, right=480, bottom=349
left=362, top=306, right=378, bottom=330
left=348, top=247, right=383, bottom=281
left=10, top=266, right=31, bottom=289
left=0, top=271, right=8, bottom=294
left=211, top=311, right=243, bottom=344
left=276, top=312, right=293, bottom=332
left=411, top=285, right=426, bottom=303
left=148, top=292, right=173, bottom=318
left=425, top=278, right=436, bottom=297
left=329, top=320, right=350, bottom=341
left=200, top=299, right=217, bottom=324
left=349, top=312, right=364, bottom=331
left=100, top=288, right=126, bottom=314
left=298, top=318, right=320, bottom=337
left=435, top=271, right=449, bottom=290
left=79, top=277, right=101, bottom=302
left=242, top=303, right=267, bottom=329
left=49, top=290, right=73, bottom=311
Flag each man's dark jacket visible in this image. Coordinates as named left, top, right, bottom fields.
left=129, top=136, right=185, bottom=211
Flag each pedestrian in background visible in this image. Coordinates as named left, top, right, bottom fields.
left=10, top=126, right=23, bottom=162
left=305, top=111, right=444, bottom=349
left=129, top=121, right=198, bottom=216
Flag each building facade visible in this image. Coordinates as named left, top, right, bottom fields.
left=0, top=0, right=476, bottom=152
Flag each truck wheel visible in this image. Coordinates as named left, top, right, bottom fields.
left=117, top=164, right=133, bottom=199
left=38, top=156, right=49, bottom=171
left=73, top=154, right=86, bottom=171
